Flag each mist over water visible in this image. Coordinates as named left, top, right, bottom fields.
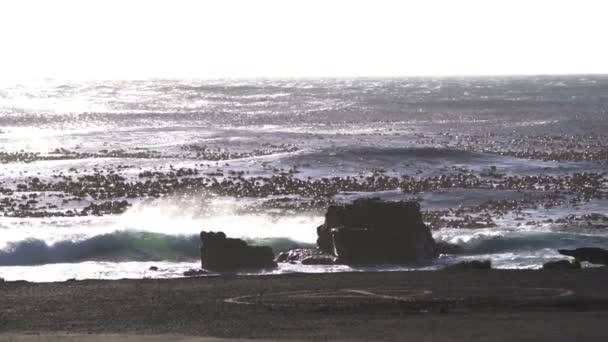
left=1, top=76, right=607, bottom=281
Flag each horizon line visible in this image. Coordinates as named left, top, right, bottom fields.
left=4, top=72, right=608, bottom=83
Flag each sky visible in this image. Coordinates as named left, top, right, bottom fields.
left=0, top=0, right=607, bottom=80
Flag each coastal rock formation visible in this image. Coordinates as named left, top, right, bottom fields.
left=200, top=231, right=277, bottom=271
left=542, top=259, right=581, bottom=270
left=558, top=247, right=608, bottom=265
left=316, top=198, right=437, bottom=264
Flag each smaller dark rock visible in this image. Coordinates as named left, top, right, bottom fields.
left=183, top=268, right=208, bottom=277
left=443, top=260, right=492, bottom=270
left=148, top=266, right=159, bottom=271
left=200, top=231, right=277, bottom=271
left=543, top=259, right=581, bottom=270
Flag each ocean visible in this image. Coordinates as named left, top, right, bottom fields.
left=1, top=76, right=607, bottom=282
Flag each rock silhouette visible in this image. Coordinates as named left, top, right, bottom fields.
left=200, top=231, right=276, bottom=271
left=558, top=247, right=608, bottom=265
left=316, top=198, right=437, bottom=264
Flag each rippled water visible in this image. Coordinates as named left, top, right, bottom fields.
left=1, top=76, right=607, bottom=281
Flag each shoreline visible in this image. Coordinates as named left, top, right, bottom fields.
left=2, top=269, right=608, bottom=341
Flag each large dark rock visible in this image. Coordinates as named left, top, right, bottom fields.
left=316, top=198, right=437, bottom=264
left=558, top=247, right=608, bottom=265
left=200, top=231, right=277, bottom=271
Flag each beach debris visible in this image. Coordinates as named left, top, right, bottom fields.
left=443, top=260, right=492, bottom=270
left=275, top=248, right=336, bottom=264
left=200, top=231, right=277, bottom=271
left=542, top=259, right=581, bottom=270
left=558, top=247, right=608, bottom=266
left=316, top=198, right=437, bottom=264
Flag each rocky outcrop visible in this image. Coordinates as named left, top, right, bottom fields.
left=316, top=198, right=437, bottom=264
left=558, top=247, right=608, bottom=265
left=542, top=259, right=581, bottom=270
left=200, top=231, right=277, bottom=271
left=443, top=260, right=492, bottom=270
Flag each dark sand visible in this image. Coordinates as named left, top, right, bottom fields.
left=2, top=269, right=608, bottom=341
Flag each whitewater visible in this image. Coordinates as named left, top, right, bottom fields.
left=1, top=76, right=607, bottom=282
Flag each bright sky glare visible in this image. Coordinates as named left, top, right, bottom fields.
left=0, top=0, right=606, bottom=80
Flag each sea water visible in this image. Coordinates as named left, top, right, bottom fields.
left=1, top=76, right=607, bottom=281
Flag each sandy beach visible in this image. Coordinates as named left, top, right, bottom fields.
left=1, top=269, right=608, bottom=341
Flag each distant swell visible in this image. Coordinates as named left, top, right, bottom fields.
left=288, top=146, right=492, bottom=164
left=0, top=231, right=313, bottom=266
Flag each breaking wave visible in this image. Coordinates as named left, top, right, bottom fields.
left=439, top=231, right=608, bottom=255
left=0, top=231, right=313, bottom=266
left=3, top=228, right=606, bottom=266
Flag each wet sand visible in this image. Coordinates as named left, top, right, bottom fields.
left=1, top=269, right=608, bottom=341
